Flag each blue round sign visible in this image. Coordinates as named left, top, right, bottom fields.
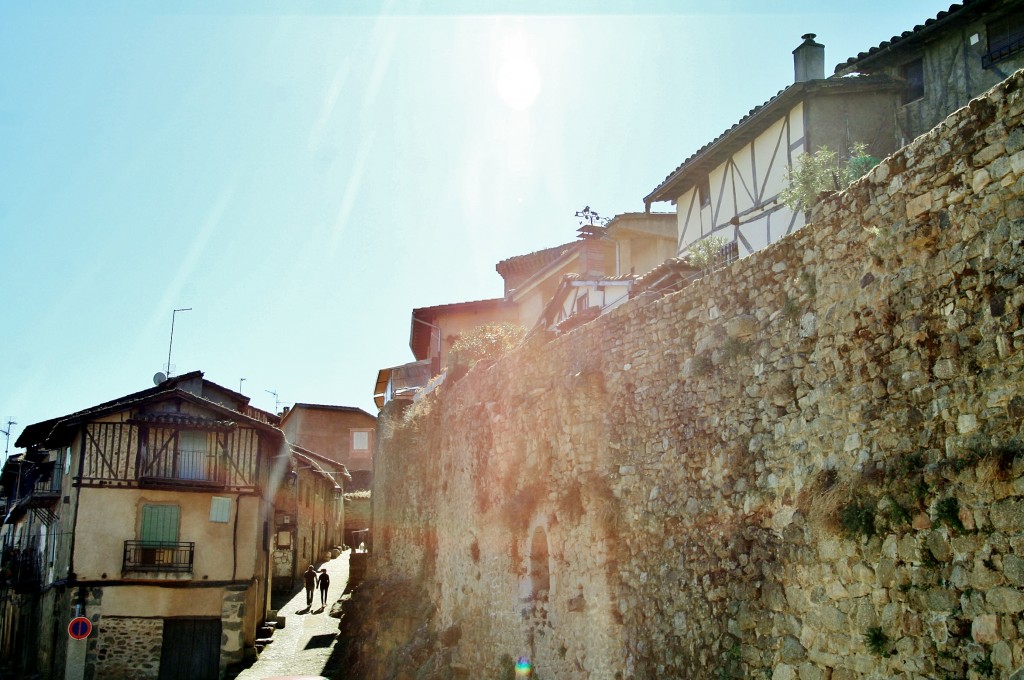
left=68, top=616, right=92, bottom=640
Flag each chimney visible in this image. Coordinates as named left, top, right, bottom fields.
left=793, top=33, right=824, bottom=83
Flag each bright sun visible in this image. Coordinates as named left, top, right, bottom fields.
left=494, top=35, right=542, bottom=111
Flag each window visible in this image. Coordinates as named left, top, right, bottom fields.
left=351, top=430, right=371, bottom=453
left=177, top=430, right=209, bottom=480
left=210, top=496, right=231, bottom=523
left=141, top=504, right=180, bottom=544
left=984, top=15, right=1024, bottom=68
left=124, top=503, right=193, bottom=573
left=138, top=504, right=180, bottom=568
left=139, top=427, right=222, bottom=483
left=901, top=58, right=924, bottom=104
left=698, top=177, right=711, bottom=208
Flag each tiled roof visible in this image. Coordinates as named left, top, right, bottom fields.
left=495, top=241, right=578, bottom=280
left=17, top=375, right=282, bottom=449
left=834, top=1, right=989, bottom=74
left=282, top=403, right=376, bottom=421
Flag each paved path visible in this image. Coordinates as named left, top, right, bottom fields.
left=232, top=552, right=350, bottom=679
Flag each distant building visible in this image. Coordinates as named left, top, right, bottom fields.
left=279, top=403, right=376, bottom=489
left=271, top=444, right=349, bottom=591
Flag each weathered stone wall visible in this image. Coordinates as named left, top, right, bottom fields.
left=365, top=71, right=1024, bottom=679
left=90, top=617, right=162, bottom=680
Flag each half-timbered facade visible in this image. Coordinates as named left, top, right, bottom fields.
left=10, top=372, right=286, bottom=680
left=645, top=36, right=901, bottom=260
left=834, top=0, right=1024, bottom=145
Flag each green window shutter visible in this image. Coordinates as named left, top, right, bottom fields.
left=141, top=505, right=180, bottom=545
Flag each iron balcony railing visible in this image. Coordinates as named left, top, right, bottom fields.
left=139, top=448, right=226, bottom=485
left=0, top=538, right=42, bottom=592
left=122, top=540, right=195, bottom=574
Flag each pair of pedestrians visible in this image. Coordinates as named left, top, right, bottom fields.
left=303, top=565, right=330, bottom=609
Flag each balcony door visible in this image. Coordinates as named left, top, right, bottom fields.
left=140, top=504, right=179, bottom=567
left=177, top=430, right=209, bottom=481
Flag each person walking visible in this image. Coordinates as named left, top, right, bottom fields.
left=318, top=567, right=331, bottom=608
left=303, top=565, right=317, bottom=609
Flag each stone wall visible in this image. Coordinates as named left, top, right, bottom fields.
left=90, top=617, right=162, bottom=680
left=363, top=71, right=1024, bottom=679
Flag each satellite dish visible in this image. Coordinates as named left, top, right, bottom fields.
left=153, top=372, right=167, bottom=385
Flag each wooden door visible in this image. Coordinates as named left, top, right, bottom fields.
left=158, top=618, right=221, bottom=680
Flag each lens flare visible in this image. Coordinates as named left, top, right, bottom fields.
left=515, top=656, right=532, bottom=676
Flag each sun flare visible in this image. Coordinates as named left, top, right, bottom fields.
left=493, top=35, right=542, bottom=111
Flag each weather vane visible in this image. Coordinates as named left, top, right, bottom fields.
left=575, top=205, right=608, bottom=226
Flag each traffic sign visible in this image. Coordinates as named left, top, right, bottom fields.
left=68, top=616, right=92, bottom=640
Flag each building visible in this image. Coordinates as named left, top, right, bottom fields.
left=373, top=212, right=679, bottom=409
left=834, top=0, right=1024, bottom=144
left=279, top=403, right=376, bottom=488
left=603, top=212, right=677, bottom=277
left=645, top=34, right=902, bottom=260
left=4, top=371, right=284, bottom=680
left=270, top=444, right=349, bottom=592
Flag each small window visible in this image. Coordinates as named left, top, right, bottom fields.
left=352, top=430, right=372, bottom=450
left=984, top=15, right=1024, bottom=68
left=210, top=497, right=231, bottom=523
left=698, top=177, right=711, bottom=208
left=901, top=58, right=924, bottom=104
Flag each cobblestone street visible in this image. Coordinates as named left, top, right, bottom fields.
left=232, top=552, right=351, bottom=680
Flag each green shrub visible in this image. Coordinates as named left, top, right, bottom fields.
left=935, top=497, right=965, bottom=533
left=447, top=322, right=527, bottom=371
left=687, top=235, right=729, bottom=273
left=839, top=499, right=875, bottom=540
left=863, top=626, right=890, bottom=657
left=780, top=143, right=880, bottom=212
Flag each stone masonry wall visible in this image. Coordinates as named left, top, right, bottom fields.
left=91, top=617, right=163, bottom=680
left=366, top=70, right=1024, bottom=679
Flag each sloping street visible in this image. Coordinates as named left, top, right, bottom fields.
left=232, top=552, right=351, bottom=680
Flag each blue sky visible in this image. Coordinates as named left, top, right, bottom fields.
left=1, top=1, right=954, bottom=447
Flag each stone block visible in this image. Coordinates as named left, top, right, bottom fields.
left=907, top=193, right=932, bottom=218
left=987, top=587, right=1024, bottom=613
left=973, top=614, right=1000, bottom=644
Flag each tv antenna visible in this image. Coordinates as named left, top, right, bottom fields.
left=265, top=389, right=281, bottom=413
left=166, top=307, right=192, bottom=377
left=1, top=418, right=17, bottom=459
left=239, top=378, right=247, bottom=393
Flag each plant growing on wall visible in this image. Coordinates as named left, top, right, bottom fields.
left=687, top=235, right=729, bottom=274
left=447, top=322, right=527, bottom=373
left=780, top=143, right=880, bottom=212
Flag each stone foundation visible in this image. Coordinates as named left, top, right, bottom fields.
left=90, top=617, right=163, bottom=680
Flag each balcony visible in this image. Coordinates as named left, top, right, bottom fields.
left=138, top=448, right=226, bottom=488
left=122, top=540, right=195, bottom=574
left=0, top=541, right=42, bottom=593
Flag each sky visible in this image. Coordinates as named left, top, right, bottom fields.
left=0, top=0, right=956, bottom=450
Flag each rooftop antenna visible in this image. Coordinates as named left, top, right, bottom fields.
left=1, top=418, right=16, bottom=459
left=239, top=378, right=247, bottom=393
left=166, top=307, right=192, bottom=377
left=265, top=389, right=281, bottom=413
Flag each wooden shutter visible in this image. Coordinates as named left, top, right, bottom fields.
left=141, top=505, right=180, bottom=544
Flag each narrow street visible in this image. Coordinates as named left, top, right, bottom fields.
left=232, top=552, right=351, bottom=680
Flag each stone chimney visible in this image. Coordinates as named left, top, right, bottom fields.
left=793, top=33, right=825, bottom=82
